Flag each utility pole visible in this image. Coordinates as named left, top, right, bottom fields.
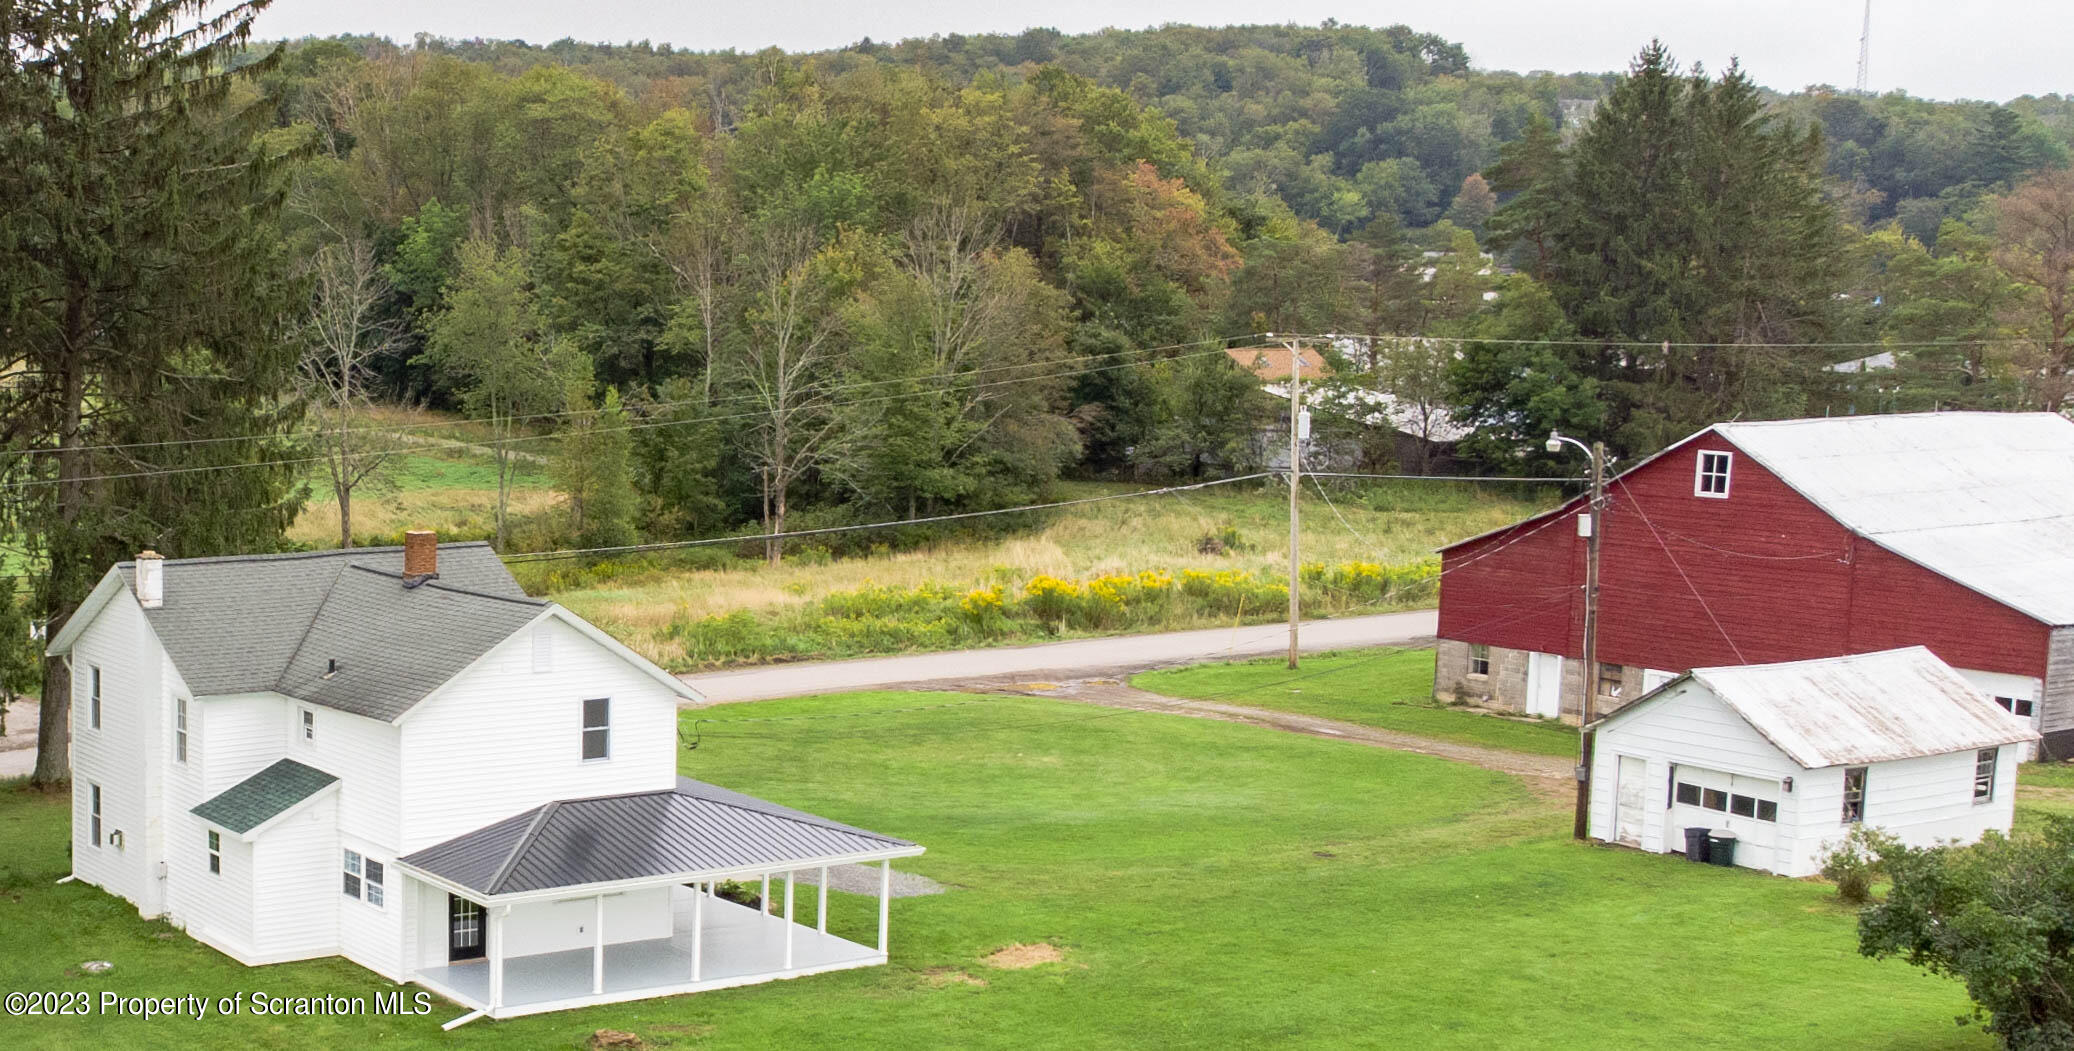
left=1547, top=431, right=1606, bottom=841
left=1285, top=334, right=1304, bottom=670
left=1855, top=0, right=1873, bottom=94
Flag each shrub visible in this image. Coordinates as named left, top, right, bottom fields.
left=1819, top=825, right=1900, bottom=904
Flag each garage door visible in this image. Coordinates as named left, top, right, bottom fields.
left=1667, top=765, right=1781, bottom=866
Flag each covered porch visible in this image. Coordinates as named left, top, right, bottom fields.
left=397, top=777, right=925, bottom=1025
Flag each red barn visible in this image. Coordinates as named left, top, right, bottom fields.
left=1434, top=412, right=2074, bottom=757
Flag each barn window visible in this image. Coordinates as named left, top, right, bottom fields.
left=207, top=830, right=221, bottom=875
left=1974, top=748, right=1999, bottom=803
left=1695, top=450, right=1733, bottom=498
left=175, top=698, right=188, bottom=763
left=89, top=665, right=102, bottom=730
left=1842, top=767, right=1868, bottom=823
left=1996, top=696, right=2036, bottom=719
left=1596, top=663, right=1625, bottom=700
left=1468, top=644, right=1491, bottom=676
left=582, top=698, right=611, bottom=761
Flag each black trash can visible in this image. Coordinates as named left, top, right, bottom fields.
left=1683, top=826, right=1711, bottom=863
left=1706, top=831, right=1738, bottom=867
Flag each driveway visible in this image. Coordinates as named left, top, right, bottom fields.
left=681, top=609, right=1437, bottom=704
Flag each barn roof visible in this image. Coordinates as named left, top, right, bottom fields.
left=1441, top=411, right=2074, bottom=626
left=1224, top=345, right=1329, bottom=381
left=399, top=777, right=921, bottom=897
left=1715, top=412, right=2074, bottom=626
left=1611, top=647, right=2037, bottom=769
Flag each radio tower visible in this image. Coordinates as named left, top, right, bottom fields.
left=1854, top=0, right=1872, bottom=93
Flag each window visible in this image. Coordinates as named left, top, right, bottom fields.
left=1842, top=767, right=1868, bottom=823
left=300, top=708, right=314, bottom=743
left=207, top=830, right=221, bottom=875
left=1597, top=663, right=1626, bottom=701
left=89, top=783, right=102, bottom=848
left=365, top=859, right=385, bottom=907
left=175, top=698, right=188, bottom=763
left=1996, top=696, right=2036, bottom=719
left=1729, top=793, right=1756, bottom=818
left=1695, top=450, right=1733, bottom=498
left=1756, top=799, right=1779, bottom=822
left=1702, top=787, right=1728, bottom=812
left=1674, top=782, right=1702, bottom=806
left=343, top=849, right=362, bottom=898
left=342, top=849, right=384, bottom=906
left=1468, top=644, right=1491, bottom=676
left=1975, top=748, right=1999, bottom=803
left=582, top=698, right=610, bottom=761
left=89, top=665, right=101, bottom=730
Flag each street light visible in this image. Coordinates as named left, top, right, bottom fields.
left=1547, top=429, right=1606, bottom=842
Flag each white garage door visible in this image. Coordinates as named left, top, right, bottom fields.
left=1667, top=765, right=1781, bottom=866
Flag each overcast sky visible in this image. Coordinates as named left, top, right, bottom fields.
left=253, top=1, right=2069, bottom=102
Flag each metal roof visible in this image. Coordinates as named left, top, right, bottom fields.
left=191, top=758, right=338, bottom=834
left=399, top=778, right=922, bottom=897
left=1716, top=412, right=2074, bottom=626
left=1618, top=647, right=2038, bottom=768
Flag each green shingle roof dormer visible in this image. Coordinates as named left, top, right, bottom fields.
left=191, top=759, right=339, bottom=834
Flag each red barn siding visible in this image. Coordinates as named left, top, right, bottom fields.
left=1438, top=432, right=2050, bottom=680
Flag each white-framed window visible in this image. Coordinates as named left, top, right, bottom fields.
left=89, top=665, right=102, bottom=730
left=582, top=698, right=611, bottom=761
left=1842, top=767, right=1868, bottom=823
left=340, top=849, right=386, bottom=907
left=1996, top=696, right=2036, bottom=719
left=1695, top=450, right=1733, bottom=498
left=175, top=698, right=189, bottom=763
left=300, top=707, right=315, bottom=744
left=1975, top=748, right=1999, bottom=803
left=1468, top=644, right=1491, bottom=676
left=365, top=858, right=385, bottom=907
left=207, top=830, right=221, bottom=875
left=343, top=849, right=362, bottom=898
left=89, top=783, right=102, bottom=847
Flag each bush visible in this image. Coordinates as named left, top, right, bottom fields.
left=1859, top=818, right=2074, bottom=1049
left=1818, top=825, right=1900, bottom=904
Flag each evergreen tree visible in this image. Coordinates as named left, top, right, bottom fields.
left=0, top=0, right=306, bottom=787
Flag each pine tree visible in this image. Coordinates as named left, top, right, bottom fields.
left=0, top=0, right=307, bottom=787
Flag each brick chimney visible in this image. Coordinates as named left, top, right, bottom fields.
left=402, top=530, right=438, bottom=586
left=136, top=550, right=164, bottom=609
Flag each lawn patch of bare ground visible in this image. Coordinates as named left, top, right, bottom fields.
left=982, top=943, right=1065, bottom=969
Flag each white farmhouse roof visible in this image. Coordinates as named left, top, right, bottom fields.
left=1665, top=647, right=2037, bottom=769
left=1715, top=412, right=2074, bottom=625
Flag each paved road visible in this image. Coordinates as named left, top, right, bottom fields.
left=681, top=609, right=1438, bottom=704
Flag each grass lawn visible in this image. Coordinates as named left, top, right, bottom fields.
left=287, top=452, right=558, bottom=548
left=0, top=691, right=1981, bottom=1049
left=1133, top=648, right=1580, bottom=758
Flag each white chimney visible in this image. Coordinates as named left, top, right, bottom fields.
left=136, top=550, right=164, bottom=609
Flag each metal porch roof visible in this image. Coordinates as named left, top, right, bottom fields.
left=399, top=778, right=921, bottom=897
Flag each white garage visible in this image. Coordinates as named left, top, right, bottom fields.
left=1586, top=647, right=2037, bottom=877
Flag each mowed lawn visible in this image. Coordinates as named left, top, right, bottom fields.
left=1134, top=648, right=1580, bottom=757
left=0, top=688, right=1982, bottom=1049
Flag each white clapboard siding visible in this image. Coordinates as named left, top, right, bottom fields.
left=500, top=888, right=675, bottom=959
left=195, top=694, right=292, bottom=797
left=175, top=823, right=255, bottom=959
left=336, top=831, right=408, bottom=981
left=292, top=704, right=403, bottom=848
left=250, top=798, right=341, bottom=962
left=397, top=616, right=679, bottom=852
left=67, top=594, right=165, bottom=915
left=1590, top=682, right=1799, bottom=856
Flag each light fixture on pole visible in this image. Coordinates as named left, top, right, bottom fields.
left=1547, top=429, right=1606, bottom=842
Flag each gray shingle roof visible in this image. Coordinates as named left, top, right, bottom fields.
left=191, top=758, right=338, bottom=834
left=111, top=543, right=545, bottom=721
left=400, top=777, right=920, bottom=896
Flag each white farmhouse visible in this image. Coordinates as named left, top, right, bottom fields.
left=1586, top=647, right=2036, bottom=876
left=48, top=532, right=923, bottom=1025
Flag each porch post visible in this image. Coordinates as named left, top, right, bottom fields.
left=691, top=883, right=704, bottom=983
left=816, top=865, right=829, bottom=934
left=760, top=873, right=770, bottom=916
left=783, top=869, right=796, bottom=970
left=591, top=894, right=605, bottom=995
left=877, top=859, right=890, bottom=955
left=488, top=905, right=506, bottom=1011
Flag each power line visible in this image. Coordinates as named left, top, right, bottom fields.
left=500, top=474, right=1276, bottom=564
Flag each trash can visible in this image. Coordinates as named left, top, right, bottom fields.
left=1683, top=826, right=1711, bottom=863
left=1706, top=831, right=1738, bottom=868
